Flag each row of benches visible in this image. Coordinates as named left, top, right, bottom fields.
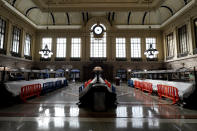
left=20, top=79, right=68, bottom=102
left=128, top=79, right=179, bottom=104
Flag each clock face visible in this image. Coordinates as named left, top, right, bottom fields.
left=94, top=26, right=103, bottom=35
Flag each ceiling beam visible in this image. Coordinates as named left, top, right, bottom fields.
left=142, top=12, right=147, bottom=25
left=50, top=12, right=55, bottom=25
left=127, top=11, right=131, bottom=25
left=82, top=12, right=85, bottom=22
left=37, top=25, right=81, bottom=30
left=86, top=12, right=89, bottom=22
left=116, top=25, right=161, bottom=29
left=184, top=0, right=188, bottom=5
left=66, top=12, right=70, bottom=25
left=12, top=0, right=17, bottom=6
left=160, top=5, right=174, bottom=16
left=25, top=7, right=38, bottom=16
left=112, top=12, right=115, bottom=21
left=82, top=12, right=89, bottom=24
left=108, top=12, right=111, bottom=22
left=108, top=12, right=115, bottom=25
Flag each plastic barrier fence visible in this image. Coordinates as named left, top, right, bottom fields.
left=134, top=80, right=142, bottom=90
left=20, top=84, right=41, bottom=102
left=134, top=81, right=153, bottom=94
left=128, top=79, right=134, bottom=87
left=42, top=82, right=55, bottom=94
left=142, top=82, right=153, bottom=94
left=55, top=80, right=62, bottom=89
left=157, top=84, right=179, bottom=104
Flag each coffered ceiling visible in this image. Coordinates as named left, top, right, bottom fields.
left=1, top=0, right=195, bottom=28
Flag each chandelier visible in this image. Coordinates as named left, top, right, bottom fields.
left=39, top=0, right=53, bottom=59
left=144, top=0, right=159, bottom=59
left=144, top=41, right=159, bottom=58
left=39, top=44, right=53, bottom=59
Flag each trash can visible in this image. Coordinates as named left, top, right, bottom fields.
left=115, top=77, right=120, bottom=86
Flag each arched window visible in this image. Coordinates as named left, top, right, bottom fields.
left=90, top=23, right=106, bottom=58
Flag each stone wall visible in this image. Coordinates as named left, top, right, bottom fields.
left=162, top=5, right=197, bottom=69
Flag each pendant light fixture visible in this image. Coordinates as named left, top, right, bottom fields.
left=39, top=44, right=53, bottom=59
left=39, top=0, right=53, bottom=59
left=144, top=0, right=159, bottom=59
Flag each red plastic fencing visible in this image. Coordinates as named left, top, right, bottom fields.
left=142, top=82, right=153, bottom=94
left=84, top=79, right=92, bottom=88
left=104, top=80, right=111, bottom=88
left=157, top=84, right=179, bottom=104
left=20, top=84, right=42, bottom=102
left=134, top=80, right=142, bottom=90
left=134, top=81, right=153, bottom=94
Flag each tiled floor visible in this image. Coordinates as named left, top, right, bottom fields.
left=1, top=82, right=197, bottom=131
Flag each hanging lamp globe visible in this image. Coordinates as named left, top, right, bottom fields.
left=39, top=44, right=53, bottom=59
left=144, top=44, right=159, bottom=58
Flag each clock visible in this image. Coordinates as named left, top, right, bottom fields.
left=94, top=26, right=103, bottom=35
left=93, top=24, right=104, bottom=37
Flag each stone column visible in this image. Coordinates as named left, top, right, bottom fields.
left=31, top=34, right=35, bottom=61
left=66, top=37, right=71, bottom=61
left=20, top=28, right=25, bottom=58
left=111, top=36, right=116, bottom=61
left=141, top=37, right=146, bottom=60
left=174, top=27, right=178, bottom=59
left=126, top=37, right=131, bottom=61
left=5, top=20, right=12, bottom=56
left=163, top=32, right=167, bottom=61
left=188, top=18, right=194, bottom=55
left=85, top=35, right=90, bottom=61
left=51, top=36, right=56, bottom=61
left=81, top=36, right=86, bottom=61
left=107, top=34, right=111, bottom=61
left=34, top=34, right=41, bottom=62
left=157, top=32, right=164, bottom=61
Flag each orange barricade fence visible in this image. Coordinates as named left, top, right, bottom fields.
left=157, top=84, right=179, bottom=104
left=20, top=83, right=42, bottom=102
left=139, top=81, right=144, bottom=90
left=104, top=80, right=111, bottom=88
left=142, top=82, right=153, bottom=94
left=134, top=80, right=143, bottom=90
